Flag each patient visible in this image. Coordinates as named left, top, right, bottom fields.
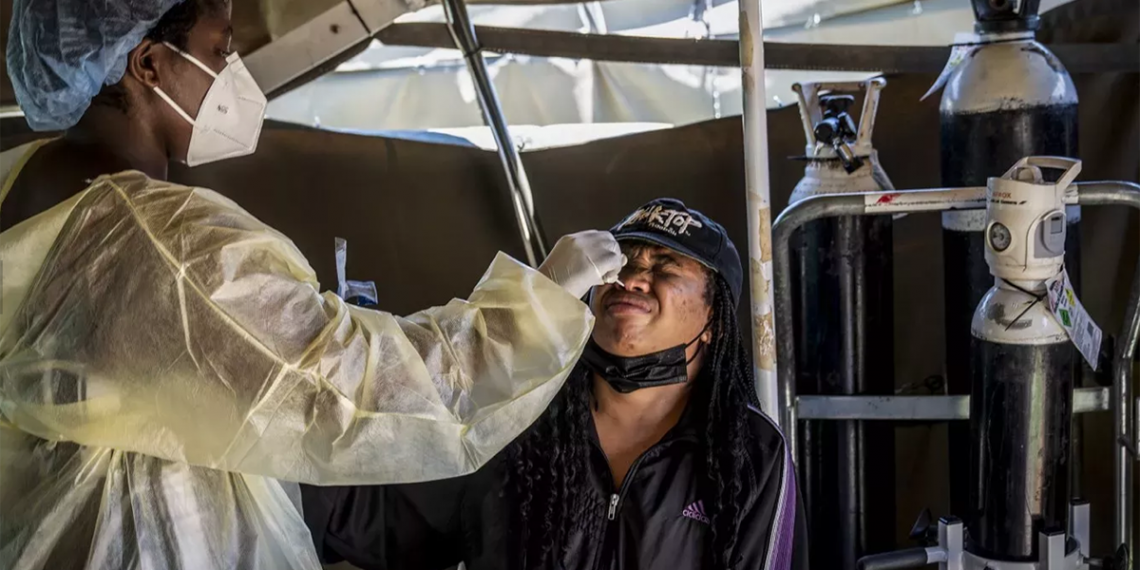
left=303, top=198, right=808, bottom=570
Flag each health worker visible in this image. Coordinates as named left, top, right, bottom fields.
left=0, top=1, right=623, bottom=568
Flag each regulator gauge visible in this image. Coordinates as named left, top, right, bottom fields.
left=989, top=222, right=1012, bottom=252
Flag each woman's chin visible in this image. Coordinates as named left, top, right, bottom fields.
left=592, top=328, right=657, bottom=357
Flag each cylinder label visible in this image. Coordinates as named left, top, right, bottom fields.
left=1045, top=268, right=1102, bottom=370
left=921, top=40, right=975, bottom=101
left=864, top=187, right=986, bottom=213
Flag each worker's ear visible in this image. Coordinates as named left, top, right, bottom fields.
left=126, top=39, right=163, bottom=89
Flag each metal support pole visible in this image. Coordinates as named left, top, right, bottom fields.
left=443, top=0, right=547, bottom=266
left=838, top=217, right=867, bottom=568
left=1074, top=181, right=1140, bottom=560
left=1122, top=264, right=1138, bottom=565
left=738, top=0, right=780, bottom=420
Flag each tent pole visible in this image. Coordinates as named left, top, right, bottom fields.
left=738, top=0, right=783, bottom=441
left=443, top=0, right=548, bottom=266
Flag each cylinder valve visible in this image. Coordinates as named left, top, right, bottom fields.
left=813, top=94, right=864, bottom=173
left=984, top=156, right=1081, bottom=284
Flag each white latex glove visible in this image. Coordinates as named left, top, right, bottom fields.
left=539, top=230, right=626, bottom=299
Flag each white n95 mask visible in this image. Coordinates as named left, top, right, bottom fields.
left=153, top=42, right=267, bottom=167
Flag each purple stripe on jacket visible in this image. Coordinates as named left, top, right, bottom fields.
left=750, top=404, right=797, bottom=570
left=768, top=443, right=797, bottom=570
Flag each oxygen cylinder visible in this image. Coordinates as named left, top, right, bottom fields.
left=789, top=79, right=894, bottom=570
left=939, top=0, right=1080, bottom=517
left=969, top=157, right=1078, bottom=560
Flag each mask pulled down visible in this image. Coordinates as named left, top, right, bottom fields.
left=580, top=324, right=708, bottom=394
left=153, top=43, right=267, bottom=166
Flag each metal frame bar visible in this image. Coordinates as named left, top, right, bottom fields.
left=771, top=180, right=1140, bottom=556
left=797, top=387, right=1109, bottom=420
left=373, top=23, right=1140, bottom=74
left=241, top=16, right=1137, bottom=104
left=442, top=0, right=548, bottom=266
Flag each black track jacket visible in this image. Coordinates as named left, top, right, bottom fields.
left=302, top=382, right=808, bottom=570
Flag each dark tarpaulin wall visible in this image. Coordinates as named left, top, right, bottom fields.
left=182, top=125, right=532, bottom=318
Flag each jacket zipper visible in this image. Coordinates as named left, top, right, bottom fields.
left=591, top=442, right=660, bottom=570
left=586, top=410, right=699, bottom=570
left=598, top=443, right=654, bottom=521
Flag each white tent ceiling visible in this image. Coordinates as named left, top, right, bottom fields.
left=265, top=0, right=1071, bottom=139
left=262, top=0, right=917, bottom=41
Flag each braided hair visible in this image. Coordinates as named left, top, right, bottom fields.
left=505, top=270, right=758, bottom=569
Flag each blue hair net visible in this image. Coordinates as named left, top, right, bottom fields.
left=6, top=0, right=185, bottom=131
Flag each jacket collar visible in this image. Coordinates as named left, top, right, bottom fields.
left=581, top=365, right=704, bottom=448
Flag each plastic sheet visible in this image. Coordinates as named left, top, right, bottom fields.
left=0, top=170, right=592, bottom=568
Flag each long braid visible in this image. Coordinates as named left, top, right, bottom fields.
left=507, top=272, right=756, bottom=569
left=506, top=366, right=594, bottom=568
left=700, top=273, right=757, bottom=568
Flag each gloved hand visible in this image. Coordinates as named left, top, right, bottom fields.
left=539, top=230, right=626, bottom=299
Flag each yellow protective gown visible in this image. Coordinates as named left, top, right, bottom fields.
left=0, top=146, right=592, bottom=569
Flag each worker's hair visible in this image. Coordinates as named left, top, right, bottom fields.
left=505, top=266, right=758, bottom=569
left=92, top=0, right=228, bottom=113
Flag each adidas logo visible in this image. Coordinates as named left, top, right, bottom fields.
left=681, top=500, right=710, bottom=525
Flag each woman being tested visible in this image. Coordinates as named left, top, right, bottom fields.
left=0, top=1, right=624, bottom=568
left=304, top=199, right=809, bottom=570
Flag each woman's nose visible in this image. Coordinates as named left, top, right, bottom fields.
left=620, top=265, right=651, bottom=292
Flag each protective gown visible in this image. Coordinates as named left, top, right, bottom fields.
left=0, top=145, right=593, bottom=569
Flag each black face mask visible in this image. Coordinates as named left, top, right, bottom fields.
left=581, top=325, right=708, bottom=394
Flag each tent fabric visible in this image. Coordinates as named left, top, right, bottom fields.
left=0, top=0, right=921, bottom=109
left=263, top=0, right=1074, bottom=131
left=267, top=54, right=871, bottom=129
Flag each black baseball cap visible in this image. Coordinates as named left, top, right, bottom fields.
left=610, top=198, right=744, bottom=307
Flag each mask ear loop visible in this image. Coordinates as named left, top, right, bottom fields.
left=683, top=320, right=714, bottom=365
left=162, top=42, right=220, bottom=79
left=152, top=87, right=195, bottom=125
left=152, top=42, right=221, bottom=126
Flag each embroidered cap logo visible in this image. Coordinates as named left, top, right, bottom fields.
left=619, top=205, right=704, bottom=237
